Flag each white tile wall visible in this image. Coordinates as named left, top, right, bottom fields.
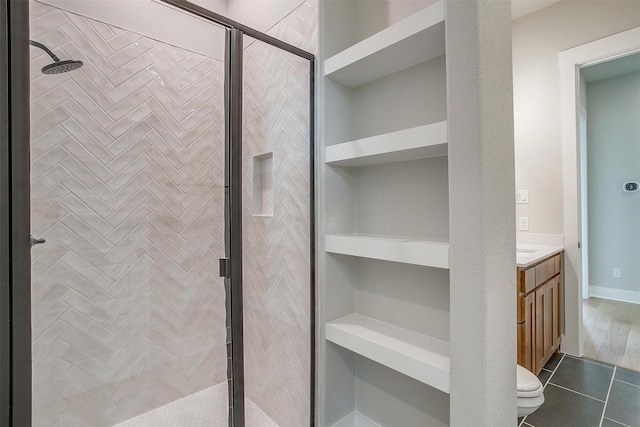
left=29, top=2, right=227, bottom=425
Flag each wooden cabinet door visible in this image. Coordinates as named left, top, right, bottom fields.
left=550, top=277, right=561, bottom=353
left=533, top=278, right=562, bottom=374
left=535, top=283, right=547, bottom=374
left=543, top=281, right=554, bottom=362
left=518, top=292, right=535, bottom=372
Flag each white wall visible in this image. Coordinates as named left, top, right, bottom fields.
left=587, top=71, right=640, bottom=297
left=512, top=1, right=640, bottom=234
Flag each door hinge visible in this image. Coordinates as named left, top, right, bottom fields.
left=219, top=258, right=231, bottom=278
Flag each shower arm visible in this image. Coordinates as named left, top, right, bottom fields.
left=29, top=40, right=60, bottom=62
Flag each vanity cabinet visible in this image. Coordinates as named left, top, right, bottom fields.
left=517, top=252, right=563, bottom=375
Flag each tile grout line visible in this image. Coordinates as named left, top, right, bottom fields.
left=547, top=383, right=606, bottom=403
left=520, top=353, right=566, bottom=427
left=564, top=353, right=616, bottom=370
left=603, top=417, right=630, bottom=427
left=612, top=378, right=640, bottom=389
left=544, top=353, right=566, bottom=386
left=598, top=366, right=616, bottom=427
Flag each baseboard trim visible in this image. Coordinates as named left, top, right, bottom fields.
left=588, top=286, right=640, bottom=305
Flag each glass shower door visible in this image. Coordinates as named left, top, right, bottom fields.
left=241, top=34, right=313, bottom=427
left=28, top=2, right=230, bottom=425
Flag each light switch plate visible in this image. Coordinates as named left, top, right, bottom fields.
left=519, top=217, right=529, bottom=231
left=613, top=268, right=622, bottom=278
left=516, top=190, right=529, bottom=204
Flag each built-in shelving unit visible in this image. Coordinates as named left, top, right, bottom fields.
left=325, top=234, right=449, bottom=269
left=323, top=0, right=445, bottom=87
left=320, top=0, right=516, bottom=424
left=326, top=314, right=450, bottom=393
left=320, top=0, right=452, bottom=425
left=325, top=122, right=447, bottom=167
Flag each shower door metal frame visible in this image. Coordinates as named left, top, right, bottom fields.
left=225, top=27, right=246, bottom=427
left=0, top=1, right=315, bottom=426
left=0, top=0, right=33, bottom=425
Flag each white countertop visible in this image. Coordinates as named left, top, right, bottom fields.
left=516, top=244, right=564, bottom=268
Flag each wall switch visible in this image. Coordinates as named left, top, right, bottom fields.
left=613, top=268, right=622, bottom=278
left=519, top=217, right=529, bottom=231
left=516, top=190, right=529, bottom=204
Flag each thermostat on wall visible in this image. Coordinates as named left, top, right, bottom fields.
left=623, top=181, right=639, bottom=192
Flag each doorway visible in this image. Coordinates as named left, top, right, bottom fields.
left=578, top=54, right=640, bottom=370
left=560, top=25, right=640, bottom=362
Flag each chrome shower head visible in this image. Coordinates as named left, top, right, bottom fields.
left=29, top=40, right=84, bottom=74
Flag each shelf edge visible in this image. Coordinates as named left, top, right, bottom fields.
left=325, top=235, right=450, bottom=269
left=326, top=314, right=450, bottom=393
left=326, top=122, right=448, bottom=166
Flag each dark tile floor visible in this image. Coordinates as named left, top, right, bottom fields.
left=518, top=353, right=640, bottom=427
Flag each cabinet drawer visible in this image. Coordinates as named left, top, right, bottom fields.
left=535, top=257, right=556, bottom=286
left=521, top=267, right=536, bottom=294
left=554, top=253, right=562, bottom=274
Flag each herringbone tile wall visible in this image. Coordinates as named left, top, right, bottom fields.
left=29, top=2, right=228, bottom=425
left=242, top=2, right=317, bottom=426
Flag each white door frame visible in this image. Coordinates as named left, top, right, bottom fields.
left=578, top=111, right=588, bottom=300
left=560, top=26, right=640, bottom=356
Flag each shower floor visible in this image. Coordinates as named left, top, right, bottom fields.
left=115, top=382, right=278, bottom=427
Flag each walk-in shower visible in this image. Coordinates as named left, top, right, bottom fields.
left=0, top=0, right=315, bottom=426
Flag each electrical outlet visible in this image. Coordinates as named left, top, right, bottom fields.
left=613, top=268, right=622, bottom=278
left=516, top=190, right=529, bottom=204
left=519, top=217, right=529, bottom=231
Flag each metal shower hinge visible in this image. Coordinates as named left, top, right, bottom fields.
left=219, top=258, right=231, bottom=278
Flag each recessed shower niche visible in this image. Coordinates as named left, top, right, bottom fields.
left=253, top=152, right=274, bottom=217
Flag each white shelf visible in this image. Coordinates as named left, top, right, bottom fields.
left=326, top=314, right=450, bottom=393
left=323, top=0, right=445, bottom=87
left=332, top=412, right=381, bottom=427
left=325, top=234, right=449, bottom=269
left=325, top=122, right=447, bottom=167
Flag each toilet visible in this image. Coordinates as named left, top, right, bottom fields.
left=517, top=364, right=545, bottom=417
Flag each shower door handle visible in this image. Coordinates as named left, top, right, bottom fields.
left=30, top=235, right=46, bottom=247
